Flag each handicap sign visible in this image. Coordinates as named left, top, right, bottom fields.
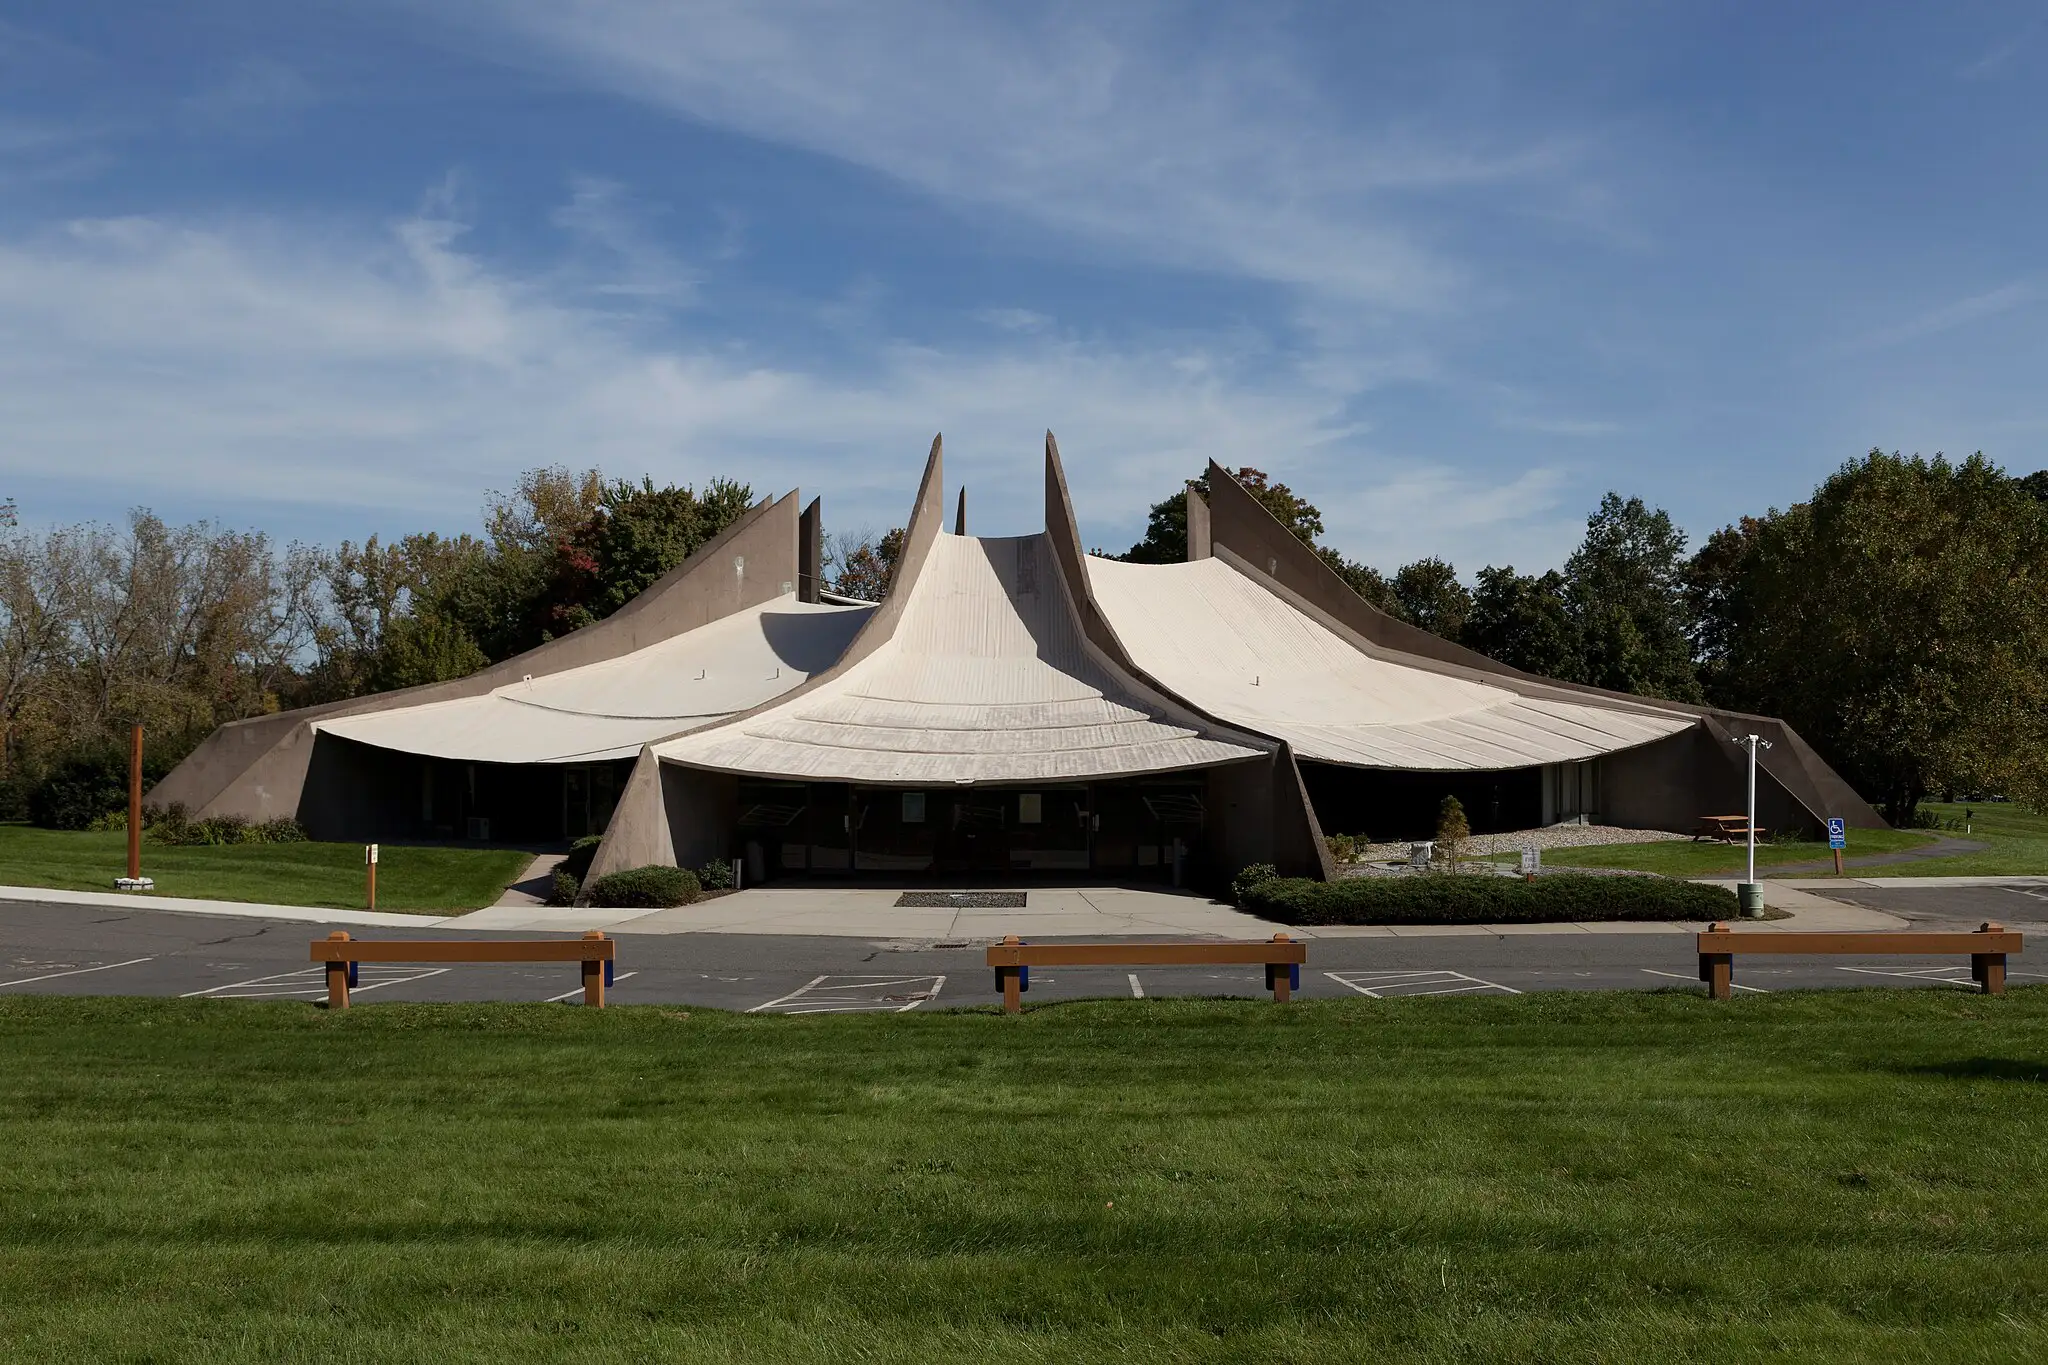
left=1827, top=817, right=1846, bottom=850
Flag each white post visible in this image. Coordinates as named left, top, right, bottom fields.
left=1745, top=734, right=1758, bottom=885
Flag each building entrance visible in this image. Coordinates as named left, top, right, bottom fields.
left=735, top=778, right=1203, bottom=883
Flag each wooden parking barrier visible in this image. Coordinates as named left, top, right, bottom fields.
left=984, top=933, right=1307, bottom=1014
left=311, top=929, right=617, bottom=1009
left=1696, top=920, right=2020, bottom=1000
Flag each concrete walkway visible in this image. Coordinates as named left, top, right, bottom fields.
left=491, top=853, right=569, bottom=908
left=0, top=876, right=1920, bottom=936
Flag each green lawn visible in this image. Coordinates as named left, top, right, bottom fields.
left=0, top=824, right=536, bottom=912
left=3, top=992, right=2047, bottom=1361
left=1851, top=801, right=2048, bottom=877
left=1493, top=826, right=1936, bottom=878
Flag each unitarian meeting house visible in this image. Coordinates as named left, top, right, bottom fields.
left=153, top=436, right=1880, bottom=887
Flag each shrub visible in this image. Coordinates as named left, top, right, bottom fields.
left=253, top=817, right=309, bottom=843
left=696, top=858, right=735, bottom=891
left=1230, top=862, right=1280, bottom=908
left=141, top=804, right=308, bottom=846
left=1434, top=796, right=1469, bottom=870
left=28, top=748, right=129, bottom=830
left=1240, top=873, right=1739, bottom=926
left=587, top=864, right=700, bottom=909
left=559, top=835, right=604, bottom=884
left=546, top=870, right=581, bottom=907
left=1324, top=833, right=1357, bottom=864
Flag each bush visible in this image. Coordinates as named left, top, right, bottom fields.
left=545, top=869, right=581, bottom=907
left=586, top=864, right=700, bottom=909
left=28, top=748, right=129, bottom=830
left=1324, top=833, right=1358, bottom=864
left=559, top=835, right=604, bottom=884
left=138, top=803, right=308, bottom=846
left=696, top=858, right=735, bottom=891
left=1240, top=873, right=1739, bottom=926
left=1230, top=863, right=1280, bottom=908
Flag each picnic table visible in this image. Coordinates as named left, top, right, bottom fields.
left=1694, top=814, right=1757, bottom=843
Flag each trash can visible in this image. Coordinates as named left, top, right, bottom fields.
left=1737, top=882, right=1766, bottom=918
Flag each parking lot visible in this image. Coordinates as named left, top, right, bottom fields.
left=4, top=898, right=2045, bottom=1011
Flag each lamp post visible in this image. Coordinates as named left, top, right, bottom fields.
left=1733, top=734, right=1770, bottom=918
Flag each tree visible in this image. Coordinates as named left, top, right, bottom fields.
left=1119, top=468, right=1325, bottom=563
left=831, top=527, right=904, bottom=601
left=1461, top=566, right=1582, bottom=678
left=1391, top=557, right=1472, bottom=640
left=1564, top=494, right=1701, bottom=702
left=1701, top=450, right=2048, bottom=822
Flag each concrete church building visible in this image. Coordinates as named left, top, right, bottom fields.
left=155, top=435, right=1882, bottom=887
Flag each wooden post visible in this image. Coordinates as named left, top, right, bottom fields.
left=1699, top=921, right=1734, bottom=1000
left=1974, top=922, right=2007, bottom=997
left=1000, top=934, right=1022, bottom=1014
left=1832, top=848, right=1843, bottom=875
left=325, top=931, right=352, bottom=1010
left=365, top=844, right=378, bottom=910
left=127, top=723, right=143, bottom=883
left=581, top=930, right=607, bottom=1008
left=1270, top=932, right=1293, bottom=1003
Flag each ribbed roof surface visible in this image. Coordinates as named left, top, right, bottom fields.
left=1088, top=555, right=1693, bottom=770
left=314, top=595, right=872, bottom=764
left=654, top=533, right=1266, bottom=783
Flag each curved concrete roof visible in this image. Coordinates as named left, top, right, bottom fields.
left=1088, top=554, right=1692, bottom=770
left=653, top=532, right=1267, bottom=784
left=314, top=595, right=872, bottom=764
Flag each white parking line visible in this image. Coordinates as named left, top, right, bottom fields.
left=1835, top=965, right=1976, bottom=988
left=1128, top=973, right=1144, bottom=998
left=543, top=971, right=637, bottom=1004
left=748, top=974, right=946, bottom=1014
left=181, top=965, right=450, bottom=999
left=0, top=956, right=154, bottom=989
left=1642, top=967, right=1768, bottom=993
left=1324, top=969, right=1521, bottom=998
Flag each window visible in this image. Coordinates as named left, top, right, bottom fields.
left=1018, top=792, right=1043, bottom=824
left=902, top=791, right=926, bottom=824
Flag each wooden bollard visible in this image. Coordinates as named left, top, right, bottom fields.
left=581, top=930, right=609, bottom=1008
left=1973, top=921, right=2008, bottom=996
left=325, top=930, right=352, bottom=1010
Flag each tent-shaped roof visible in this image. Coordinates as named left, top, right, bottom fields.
left=315, top=594, right=871, bottom=764
left=652, top=532, right=1267, bottom=784
left=1088, top=555, right=1692, bottom=770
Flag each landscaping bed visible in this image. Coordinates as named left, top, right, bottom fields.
left=1, top=991, right=2045, bottom=1361
left=1243, top=871, right=1739, bottom=924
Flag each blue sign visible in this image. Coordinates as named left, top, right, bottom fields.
left=1827, top=817, right=1846, bottom=850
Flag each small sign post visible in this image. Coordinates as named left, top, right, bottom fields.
left=365, top=843, right=379, bottom=910
left=1827, top=817, right=1846, bottom=875
left=1520, top=847, right=1541, bottom=879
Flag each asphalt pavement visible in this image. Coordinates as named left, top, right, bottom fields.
left=3, top=897, right=2042, bottom=1012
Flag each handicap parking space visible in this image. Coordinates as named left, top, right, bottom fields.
left=1326, top=969, right=1520, bottom=998
left=749, top=974, right=947, bottom=1014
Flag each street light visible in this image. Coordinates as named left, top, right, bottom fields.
left=1731, top=734, right=1772, bottom=918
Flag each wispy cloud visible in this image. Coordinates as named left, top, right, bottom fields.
left=0, top=194, right=1585, bottom=566
left=1959, top=24, right=2038, bottom=80
left=180, top=57, right=318, bottom=133
left=404, top=0, right=1589, bottom=311
left=1853, top=277, right=2044, bottom=350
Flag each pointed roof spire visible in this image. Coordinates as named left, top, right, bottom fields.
left=954, top=486, right=967, bottom=536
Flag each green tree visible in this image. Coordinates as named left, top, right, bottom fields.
left=366, top=613, right=490, bottom=692
left=1564, top=494, right=1701, bottom=702
left=1391, top=558, right=1472, bottom=639
left=1119, top=468, right=1325, bottom=563
left=1701, top=450, right=2048, bottom=822
left=832, top=527, right=904, bottom=601
left=1461, top=566, right=1582, bottom=678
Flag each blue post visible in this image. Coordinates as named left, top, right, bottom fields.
left=604, top=958, right=615, bottom=988
left=346, top=960, right=358, bottom=989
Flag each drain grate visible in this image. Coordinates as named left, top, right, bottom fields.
left=894, top=891, right=1026, bottom=908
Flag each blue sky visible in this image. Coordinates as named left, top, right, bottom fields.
left=1, top=2, right=2043, bottom=573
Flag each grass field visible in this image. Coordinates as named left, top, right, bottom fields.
left=3, top=992, right=2046, bottom=1361
left=1494, top=826, right=1936, bottom=877
left=0, top=824, right=536, bottom=911
left=1504, top=803, right=2048, bottom=879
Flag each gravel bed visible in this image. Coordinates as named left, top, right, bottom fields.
left=894, top=891, right=1027, bottom=908
left=1344, top=823, right=1687, bottom=864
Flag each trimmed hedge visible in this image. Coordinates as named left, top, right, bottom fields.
left=1241, top=873, right=1738, bottom=925
left=586, top=864, right=700, bottom=909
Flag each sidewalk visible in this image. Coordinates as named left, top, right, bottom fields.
left=0, top=876, right=1920, bottom=936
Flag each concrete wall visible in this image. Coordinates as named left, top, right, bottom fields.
left=1204, top=749, right=1336, bottom=882
left=155, top=488, right=806, bottom=824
